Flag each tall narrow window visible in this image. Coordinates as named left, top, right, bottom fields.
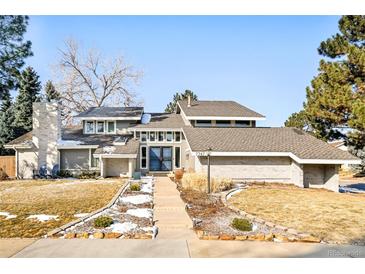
left=174, top=147, right=181, bottom=168
left=141, top=131, right=147, bottom=142
left=97, top=121, right=105, bottom=133
left=149, top=131, right=156, bottom=142
left=85, top=121, right=95, bottom=133
left=107, top=121, right=115, bottom=133
left=175, top=132, right=181, bottom=142
left=140, top=146, right=147, bottom=169
left=135, top=131, right=140, bottom=139
left=166, top=131, right=173, bottom=142
left=158, top=131, right=164, bottom=142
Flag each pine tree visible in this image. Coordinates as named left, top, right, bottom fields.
left=0, top=16, right=32, bottom=100
left=0, top=92, right=15, bottom=155
left=165, top=90, right=198, bottom=113
left=285, top=16, right=365, bottom=172
left=44, top=80, right=60, bottom=102
left=13, top=67, right=41, bottom=137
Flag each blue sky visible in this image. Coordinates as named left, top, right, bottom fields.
left=24, top=16, right=340, bottom=127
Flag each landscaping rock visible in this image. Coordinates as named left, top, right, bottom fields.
left=287, top=228, right=298, bottom=235
left=274, top=234, right=289, bottom=242
left=76, top=232, right=89, bottom=239
left=219, top=234, right=235, bottom=240
left=104, top=232, right=122, bottom=239
left=254, top=218, right=265, bottom=224
left=65, top=232, right=76, bottom=239
left=299, top=235, right=321, bottom=243
left=93, top=232, right=104, bottom=239
left=264, top=233, right=274, bottom=241
left=265, top=222, right=275, bottom=228
left=235, top=235, right=248, bottom=241
left=208, top=235, right=220, bottom=240
left=195, top=230, right=205, bottom=238
left=255, top=233, right=266, bottom=241
left=275, top=225, right=288, bottom=231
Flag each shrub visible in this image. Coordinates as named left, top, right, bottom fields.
left=77, top=171, right=100, bottom=179
left=175, top=168, right=184, bottom=181
left=231, top=218, right=252, bottom=231
left=181, top=172, right=233, bottom=193
left=130, top=182, right=141, bottom=191
left=57, top=170, right=73, bottom=178
left=93, top=215, right=113, bottom=228
left=0, top=168, right=9, bottom=180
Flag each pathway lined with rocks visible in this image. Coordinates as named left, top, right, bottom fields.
left=153, top=176, right=197, bottom=240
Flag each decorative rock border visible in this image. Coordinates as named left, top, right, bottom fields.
left=190, top=187, right=322, bottom=243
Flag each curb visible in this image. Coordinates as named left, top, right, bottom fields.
left=47, top=181, right=131, bottom=237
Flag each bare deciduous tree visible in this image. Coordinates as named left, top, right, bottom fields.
left=52, top=39, right=143, bottom=124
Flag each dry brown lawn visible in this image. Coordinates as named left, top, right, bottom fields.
left=229, top=184, right=365, bottom=244
left=0, top=179, right=125, bottom=238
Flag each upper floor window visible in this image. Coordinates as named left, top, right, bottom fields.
left=149, top=131, right=156, bottom=142
left=175, top=132, right=181, bottom=142
left=107, top=121, right=116, bottom=133
left=97, top=121, right=105, bottom=133
left=235, top=120, right=251, bottom=127
left=158, top=132, right=164, bottom=142
left=141, top=131, right=148, bottom=142
left=166, top=131, right=173, bottom=142
left=85, top=121, right=95, bottom=134
left=216, top=120, right=231, bottom=127
left=195, top=120, right=212, bottom=127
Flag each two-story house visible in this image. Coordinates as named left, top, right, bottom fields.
left=5, top=96, right=360, bottom=192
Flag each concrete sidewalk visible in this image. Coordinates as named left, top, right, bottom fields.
left=10, top=238, right=365, bottom=258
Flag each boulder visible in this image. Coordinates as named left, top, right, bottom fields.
left=265, top=222, right=275, bottom=228
left=208, top=235, right=220, bottom=240
left=299, top=235, right=321, bottom=243
left=275, top=225, right=288, bottom=231
left=93, top=232, right=104, bottom=239
left=76, top=232, right=89, bottom=239
left=235, top=235, right=248, bottom=241
left=64, top=233, right=76, bottom=239
left=264, top=233, right=274, bottom=241
left=274, top=234, right=289, bottom=242
left=104, top=232, right=122, bottom=239
left=219, top=234, right=235, bottom=240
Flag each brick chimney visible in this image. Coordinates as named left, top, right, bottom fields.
left=32, top=102, right=61, bottom=172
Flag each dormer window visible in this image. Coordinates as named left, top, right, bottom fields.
left=85, top=121, right=95, bottom=134
left=97, top=121, right=105, bottom=133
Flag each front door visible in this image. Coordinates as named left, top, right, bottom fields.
left=149, top=147, right=172, bottom=171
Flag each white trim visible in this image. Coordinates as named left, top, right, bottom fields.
left=96, top=154, right=138, bottom=159
left=140, top=145, right=148, bottom=169
left=79, top=116, right=141, bottom=121
left=187, top=116, right=266, bottom=121
left=191, top=151, right=361, bottom=165
left=131, top=128, right=182, bottom=131
left=96, top=121, right=105, bottom=134
left=57, top=145, right=99, bottom=149
left=84, top=120, right=95, bottom=134
left=3, top=144, right=32, bottom=149
left=106, top=120, right=117, bottom=134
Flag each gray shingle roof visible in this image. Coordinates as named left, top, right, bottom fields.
left=75, top=107, right=143, bottom=118
left=94, top=139, right=140, bottom=155
left=5, top=131, right=32, bottom=146
left=183, top=127, right=358, bottom=161
left=131, top=113, right=185, bottom=129
left=178, top=100, right=265, bottom=118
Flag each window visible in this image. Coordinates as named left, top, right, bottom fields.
left=97, top=121, right=105, bottom=133
left=140, top=146, right=147, bottom=169
left=174, top=147, right=181, bottom=168
left=235, top=120, right=251, bottom=127
left=166, top=131, right=173, bottom=142
left=158, top=131, right=164, bottom=142
left=85, top=121, right=95, bottom=133
left=141, top=131, right=147, bottom=142
left=135, top=131, right=140, bottom=139
left=107, top=121, right=115, bottom=133
left=175, top=132, right=181, bottom=142
left=196, top=120, right=212, bottom=127
left=149, top=131, right=156, bottom=142
left=216, top=120, right=231, bottom=127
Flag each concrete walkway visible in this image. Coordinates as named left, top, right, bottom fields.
left=153, top=176, right=197, bottom=240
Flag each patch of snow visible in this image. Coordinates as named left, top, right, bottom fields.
left=226, top=188, right=244, bottom=200
left=126, top=208, right=153, bottom=219
left=74, top=213, right=89, bottom=218
left=119, top=194, right=152, bottom=205
left=141, top=113, right=151, bottom=124
left=27, top=214, right=59, bottom=222
left=110, top=222, right=137, bottom=233
left=103, top=146, right=116, bottom=154
left=57, top=139, right=83, bottom=146
left=141, top=226, right=153, bottom=232
left=0, top=211, right=17, bottom=219
left=141, top=182, right=153, bottom=193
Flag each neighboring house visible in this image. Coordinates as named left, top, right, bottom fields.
left=328, top=140, right=351, bottom=170
left=5, top=97, right=360, bottom=192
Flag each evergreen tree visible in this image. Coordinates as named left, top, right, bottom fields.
left=165, top=90, right=198, bottom=113
left=0, top=92, right=15, bottom=155
left=0, top=16, right=32, bottom=100
left=13, top=67, right=41, bottom=137
left=44, top=80, right=60, bottom=102
left=285, top=16, right=365, bottom=172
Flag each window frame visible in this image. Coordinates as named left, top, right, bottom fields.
left=140, top=145, right=148, bottom=169
left=96, top=121, right=105, bottom=134
left=141, top=131, right=148, bottom=142
left=106, top=121, right=116, bottom=134
left=85, top=121, right=95, bottom=134
left=158, top=131, right=164, bottom=142
left=166, top=131, right=173, bottom=142
left=149, top=131, right=156, bottom=142
left=175, top=131, right=181, bottom=142
left=174, top=146, right=181, bottom=169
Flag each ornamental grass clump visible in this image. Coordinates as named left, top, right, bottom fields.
left=231, top=218, right=252, bottom=231
left=93, top=216, right=113, bottom=228
left=130, top=183, right=141, bottom=191
left=181, top=172, right=233, bottom=193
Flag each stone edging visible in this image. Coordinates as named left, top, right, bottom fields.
left=47, top=181, right=130, bottom=237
